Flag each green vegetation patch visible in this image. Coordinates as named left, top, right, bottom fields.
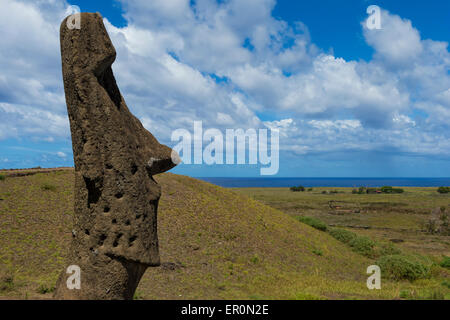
left=380, top=186, right=404, bottom=194
left=348, top=236, right=375, bottom=258
left=295, top=216, right=327, bottom=231
left=442, top=280, right=450, bottom=289
left=41, top=183, right=57, bottom=191
left=36, top=282, right=55, bottom=294
left=290, top=186, right=305, bottom=192
left=375, top=242, right=402, bottom=257
left=328, top=228, right=357, bottom=244
left=440, top=256, right=450, bottom=269
left=0, top=174, right=5, bottom=181
left=437, top=187, right=450, bottom=194
left=377, top=254, right=431, bottom=281
left=0, top=274, right=14, bottom=292
left=352, top=186, right=404, bottom=194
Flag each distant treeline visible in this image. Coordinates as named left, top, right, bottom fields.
left=352, top=186, right=404, bottom=194
left=288, top=184, right=450, bottom=194
left=437, top=186, right=450, bottom=194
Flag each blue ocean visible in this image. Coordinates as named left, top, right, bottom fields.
left=197, top=177, right=450, bottom=188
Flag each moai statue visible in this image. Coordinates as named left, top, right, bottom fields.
left=54, top=12, right=179, bottom=299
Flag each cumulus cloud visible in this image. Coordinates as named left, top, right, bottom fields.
left=0, top=0, right=449, bottom=169
left=0, top=0, right=69, bottom=141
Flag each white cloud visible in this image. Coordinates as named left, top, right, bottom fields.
left=0, top=0, right=449, bottom=162
left=364, top=10, right=423, bottom=66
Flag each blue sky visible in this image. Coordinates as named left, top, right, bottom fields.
left=0, top=0, right=449, bottom=177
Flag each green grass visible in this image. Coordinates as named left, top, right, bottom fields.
left=41, top=183, right=57, bottom=191
left=376, top=255, right=432, bottom=281
left=328, top=228, right=358, bottom=244
left=233, top=186, right=450, bottom=257
left=36, top=282, right=55, bottom=294
left=348, top=236, right=376, bottom=258
left=440, top=256, right=450, bottom=269
left=442, top=280, right=450, bottom=289
left=233, top=185, right=450, bottom=299
left=0, top=169, right=449, bottom=300
left=0, top=274, right=14, bottom=292
left=295, top=216, right=327, bottom=231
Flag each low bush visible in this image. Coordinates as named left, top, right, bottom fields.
left=376, top=242, right=402, bottom=257
left=37, top=283, right=55, bottom=294
left=290, top=186, right=305, bottom=192
left=328, top=228, right=357, bottom=244
left=366, top=188, right=379, bottom=194
left=348, top=236, right=375, bottom=258
left=0, top=274, right=14, bottom=292
left=437, top=186, right=450, bottom=194
left=41, top=183, right=57, bottom=191
left=381, top=186, right=404, bottom=194
left=0, top=174, right=5, bottom=181
left=440, top=256, right=450, bottom=269
left=376, top=254, right=431, bottom=281
left=442, top=280, right=450, bottom=289
left=296, top=216, right=327, bottom=232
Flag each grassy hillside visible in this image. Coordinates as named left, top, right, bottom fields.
left=0, top=169, right=448, bottom=299
left=234, top=187, right=450, bottom=257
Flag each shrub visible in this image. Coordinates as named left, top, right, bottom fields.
left=0, top=174, right=5, bottom=181
left=440, top=256, right=450, bottom=269
left=307, top=188, right=313, bottom=192
left=357, top=186, right=367, bottom=194
left=376, top=242, right=402, bottom=257
left=399, top=290, right=410, bottom=299
left=442, top=280, right=450, bottom=289
left=41, top=183, right=57, bottom=191
left=381, top=186, right=404, bottom=194
left=376, top=255, right=431, bottom=281
left=37, top=283, right=55, bottom=294
left=352, top=189, right=358, bottom=194
left=0, top=274, right=14, bottom=292
left=328, top=228, right=357, bottom=244
left=296, top=216, right=327, bottom=232
left=250, top=254, right=260, bottom=264
left=437, top=186, right=450, bottom=194
left=348, top=236, right=375, bottom=257
left=290, top=186, right=305, bottom=192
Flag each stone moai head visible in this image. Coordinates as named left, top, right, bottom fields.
left=55, top=12, right=179, bottom=299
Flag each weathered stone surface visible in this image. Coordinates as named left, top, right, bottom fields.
left=54, top=12, right=178, bottom=299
